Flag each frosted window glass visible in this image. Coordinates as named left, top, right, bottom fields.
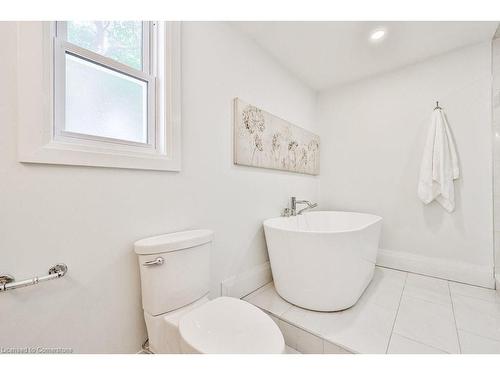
left=65, top=53, right=148, bottom=144
left=67, top=21, right=143, bottom=70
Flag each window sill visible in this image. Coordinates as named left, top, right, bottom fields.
left=19, top=139, right=181, bottom=172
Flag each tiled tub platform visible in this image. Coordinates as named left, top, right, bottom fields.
left=243, top=267, right=500, bottom=354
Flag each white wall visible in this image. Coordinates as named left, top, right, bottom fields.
left=493, top=34, right=500, bottom=288
left=318, top=42, right=494, bottom=287
left=0, top=22, right=318, bottom=353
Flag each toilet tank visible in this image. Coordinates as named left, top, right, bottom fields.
left=134, top=230, right=213, bottom=316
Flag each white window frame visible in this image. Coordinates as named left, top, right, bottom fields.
left=17, top=21, right=181, bottom=171
left=54, top=21, right=156, bottom=149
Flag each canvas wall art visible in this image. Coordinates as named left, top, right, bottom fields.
left=233, top=98, right=320, bottom=175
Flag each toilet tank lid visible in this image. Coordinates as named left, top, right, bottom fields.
left=134, top=229, right=214, bottom=255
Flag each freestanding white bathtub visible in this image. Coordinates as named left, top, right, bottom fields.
left=263, top=211, right=382, bottom=312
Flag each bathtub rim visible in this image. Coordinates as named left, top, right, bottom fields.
left=263, top=210, right=382, bottom=235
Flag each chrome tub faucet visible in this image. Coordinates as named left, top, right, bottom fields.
left=282, top=196, right=318, bottom=216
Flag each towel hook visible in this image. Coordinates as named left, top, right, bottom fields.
left=434, top=101, right=442, bottom=110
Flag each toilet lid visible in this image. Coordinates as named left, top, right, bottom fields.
left=178, top=297, right=285, bottom=354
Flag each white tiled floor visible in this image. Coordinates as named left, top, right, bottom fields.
left=243, top=266, right=500, bottom=354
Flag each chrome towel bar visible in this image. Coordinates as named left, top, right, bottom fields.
left=0, top=263, right=68, bottom=292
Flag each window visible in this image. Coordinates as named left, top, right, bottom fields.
left=17, top=21, right=181, bottom=171
left=55, top=21, right=154, bottom=147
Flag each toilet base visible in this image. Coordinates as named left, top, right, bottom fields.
left=144, top=295, right=209, bottom=354
left=144, top=295, right=285, bottom=354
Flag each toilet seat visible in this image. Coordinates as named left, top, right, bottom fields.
left=178, top=296, right=285, bottom=354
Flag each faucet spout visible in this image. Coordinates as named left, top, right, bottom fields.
left=297, top=202, right=318, bottom=215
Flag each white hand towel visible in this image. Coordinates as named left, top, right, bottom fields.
left=417, top=109, right=459, bottom=212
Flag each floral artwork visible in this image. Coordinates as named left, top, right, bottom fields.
left=233, top=98, right=320, bottom=175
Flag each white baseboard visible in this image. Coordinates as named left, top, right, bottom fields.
left=220, top=261, right=273, bottom=298
left=377, top=248, right=495, bottom=289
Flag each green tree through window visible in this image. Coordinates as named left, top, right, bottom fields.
left=67, top=21, right=143, bottom=70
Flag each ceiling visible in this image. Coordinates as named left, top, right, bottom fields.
left=232, top=21, right=499, bottom=91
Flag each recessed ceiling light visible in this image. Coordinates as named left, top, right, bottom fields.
left=369, top=28, right=386, bottom=42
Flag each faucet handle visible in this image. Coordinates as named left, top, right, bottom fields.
left=281, top=207, right=292, bottom=217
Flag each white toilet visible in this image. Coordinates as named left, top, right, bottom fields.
left=134, top=229, right=285, bottom=354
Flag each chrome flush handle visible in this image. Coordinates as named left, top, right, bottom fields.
left=143, top=257, right=164, bottom=267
